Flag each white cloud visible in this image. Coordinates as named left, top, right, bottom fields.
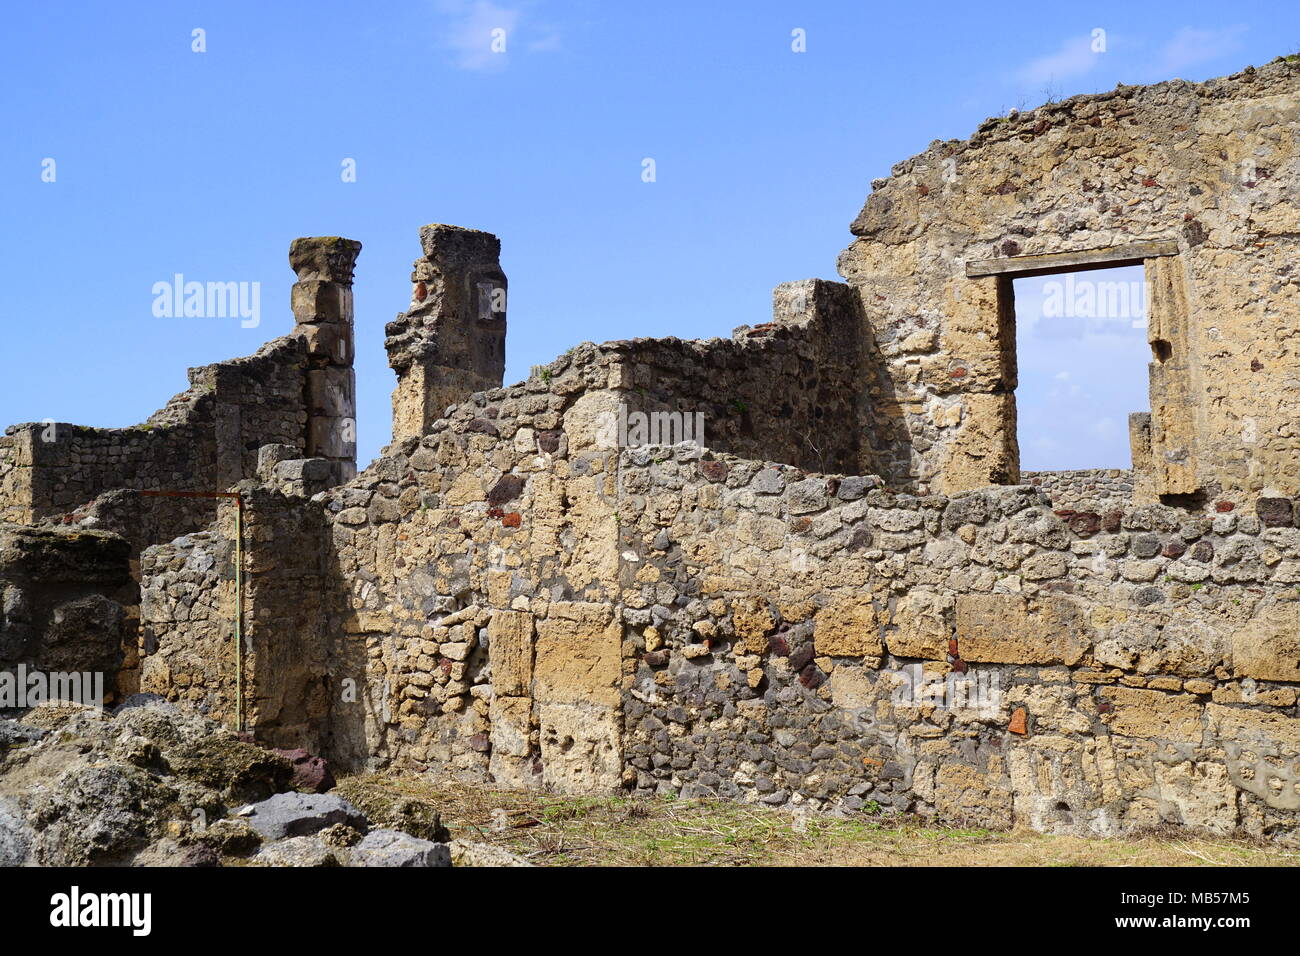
left=437, top=0, right=521, bottom=71
left=1013, top=24, right=1251, bottom=94
left=1089, top=416, right=1119, bottom=440
left=528, top=29, right=563, bottom=53
left=1155, top=25, right=1248, bottom=76
left=1015, top=34, right=1102, bottom=87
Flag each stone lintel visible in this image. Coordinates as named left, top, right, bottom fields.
left=964, top=240, right=1179, bottom=278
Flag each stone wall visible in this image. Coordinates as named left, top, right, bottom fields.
left=597, top=278, right=877, bottom=476
left=139, top=522, right=238, bottom=722
left=0, top=235, right=360, bottom=525
left=290, top=236, right=362, bottom=484
left=386, top=225, right=507, bottom=442
left=1023, top=469, right=1135, bottom=509
left=0, top=336, right=309, bottom=525
left=0, top=522, right=132, bottom=700
left=838, top=59, right=1300, bottom=499
left=314, top=362, right=624, bottom=786
left=138, top=331, right=1300, bottom=841
left=140, top=486, right=331, bottom=751
left=613, top=450, right=1300, bottom=839
left=1, top=237, right=360, bottom=705
left=97, top=60, right=1300, bottom=844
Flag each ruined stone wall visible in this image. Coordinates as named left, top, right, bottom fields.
left=139, top=487, right=331, bottom=750
left=386, top=225, right=507, bottom=442
left=240, top=486, right=331, bottom=750
left=48, top=489, right=221, bottom=693
left=595, top=279, right=877, bottom=476
left=1023, top=469, right=1135, bottom=509
left=614, top=451, right=1300, bottom=838
left=0, top=522, right=133, bottom=701
left=125, top=60, right=1300, bottom=842
left=0, top=235, right=360, bottom=527
left=298, top=278, right=890, bottom=781
left=838, top=59, right=1300, bottom=499
left=0, top=443, right=22, bottom=526
left=139, top=524, right=238, bottom=722
left=0, top=336, right=308, bottom=525
left=138, top=332, right=1300, bottom=841
left=315, top=359, right=623, bottom=787
left=1, top=237, right=360, bottom=708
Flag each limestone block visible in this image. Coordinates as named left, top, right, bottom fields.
left=291, top=279, right=352, bottom=323
left=813, top=595, right=882, bottom=656
left=533, top=602, right=621, bottom=708
left=489, top=752, right=537, bottom=790
left=487, top=610, right=534, bottom=698
left=563, top=389, right=623, bottom=452
left=299, top=321, right=352, bottom=364
left=538, top=702, right=622, bottom=793
left=288, top=236, right=362, bottom=285
left=443, top=471, right=485, bottom=507
left=1152, top=759, right=1239, bottom=831
left=273, top=458, right=331, bottom=483
left=934, top=391, right=1019, bottom=494
left=888, top=589, right=952, bottom=659
left=1116, top=617, right=1226, bottom=677
left=732, top=596, right=775, bottom=654
left=1099, top=687, right=1203, bottom=741
left=308, top=367, right=355, bottom=417
left=309, top=417, right=355, bottom=459
left=489, top=695, right=532, bottom=758
left=931, top=761, right=1014, bottom=830
left=1207, top=702, right=1300, bottom=751
left=828, top=665, right=875, bottom=710
left=1231, top=601, right=1300, bottom=682
left=955, top=593, right=1089, bottom=666
left=938, top=275, right=1014, bottom=390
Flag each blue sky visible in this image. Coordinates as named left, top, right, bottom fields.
left=1015, top=266, right=1149, bottom=470
left=2, top=1, right=1295, bottom=469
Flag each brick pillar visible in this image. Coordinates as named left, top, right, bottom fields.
left=385, top=224, right=507, bottom=441
left=289, top=236, right=362, bottom=484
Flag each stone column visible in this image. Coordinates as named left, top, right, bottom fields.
left=289, top=236, right=362, bottom=484
left=385, top=224, right=507, bottom=441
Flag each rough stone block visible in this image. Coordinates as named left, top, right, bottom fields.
left=257, top=443, right=302, bottom=479
left=489, top=695, right=532, bottom=758
left=240, top=792, right=367, bottom=841
left=813, top=595, right=882, bottom=656
left=487, top=611, right=534, bottom=698
left=288, top=236, right=362, bottom=285
left=538, top=702, right=621, bottom=794
left=273, top=458, right=332, bottom=483
left=1099, top=687, right=1203, bottom=741
left=1232, top=602, right=1300, bottom=682
left=291, top=279, right=351, bottom=323
left=888, top=589, right=952, bottom=659
left=534, top=603, right=621, bottom=708
left=309, top=416, right=355, bottom=459
left=1207, top=703, right=1300, bottom=752
left=349, top=829, right=450, bottom=867
left=299, top=321, right=352, bottom=364
left=955, top=593, right=1089, bottom=666
left=732, top=596, right=775, bottom=654
left=308, top=367, right=355, bottom=417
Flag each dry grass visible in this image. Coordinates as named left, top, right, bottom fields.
left=339, top=773, right=1300, bottom=867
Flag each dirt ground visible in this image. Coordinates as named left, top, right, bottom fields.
left=337, top=773, right=1300, bottom=867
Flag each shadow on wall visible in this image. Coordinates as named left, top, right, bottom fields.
left=590, top=278, right=912, bottom=483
